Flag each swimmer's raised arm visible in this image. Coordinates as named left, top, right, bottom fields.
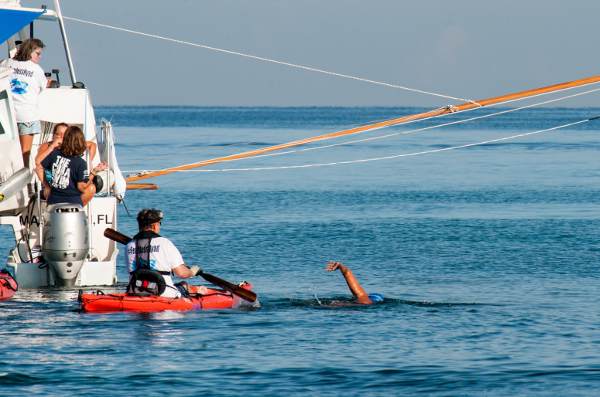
left=326, top=261, right=372, bottom=305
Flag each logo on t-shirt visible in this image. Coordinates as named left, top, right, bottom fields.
left=51, top=155, right=72, bottom=189
left=10, top=78, right=28, bottom=95
left=131, top=258, right=158, bottom=270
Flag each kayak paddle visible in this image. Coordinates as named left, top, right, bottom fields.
left=104, top=228, right=257, bottom=302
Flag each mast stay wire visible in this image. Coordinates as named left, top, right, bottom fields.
left=123, top=84, right=600, bottom=174
left=123, top=78, right=600, bottom=178
left=221, top=84, right=600, bottom=162
left=137, top=116, right=598, bottom=173
left=63, top=16, right=477, bottom=104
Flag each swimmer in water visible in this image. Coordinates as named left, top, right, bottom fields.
left=325, top=261, right=384, bottom=305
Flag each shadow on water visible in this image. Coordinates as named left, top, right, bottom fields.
left=276, top=296, right=497, bottom=310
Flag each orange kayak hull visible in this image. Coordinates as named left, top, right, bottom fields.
left=0, top=270, right=17, bottom=301
left=80, top=287, right=250, bottom=313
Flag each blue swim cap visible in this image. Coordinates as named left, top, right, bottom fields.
left=368, top=293, right=384, bottom=303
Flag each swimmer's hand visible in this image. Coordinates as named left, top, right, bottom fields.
left=326, top=261, right=347, bottom=272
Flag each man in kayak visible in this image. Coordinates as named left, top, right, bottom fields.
left=126, top=208, right=206, bottom=297
left=326, top=261, right=384, bottom=305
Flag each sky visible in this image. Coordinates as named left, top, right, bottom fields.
left=13, top=0, right=600, bottom=107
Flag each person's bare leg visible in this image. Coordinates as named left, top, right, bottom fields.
left=326, top=261, right=372, bottom=304
left=19, top=134, right=34, bottom=168
left=43, top=184, right=50, bottom=200
left=81, top=184, right=96, bottom=206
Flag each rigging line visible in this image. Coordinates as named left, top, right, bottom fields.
left=219, top=84, right=600, bottom=161
left=124, top=74, right=600, bottom=182
left=63, top=16, right=473, bottom=103
left=130, top=117, right=595, bottom=173
left=123, top=84, right=600, bottom=173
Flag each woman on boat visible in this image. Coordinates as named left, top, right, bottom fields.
left=35, top=123, right=98, bottom=199
left=37, top=126, right=106, bottom=206
left=326, top=261, right=384, bottom=305
left=1, top=38, right=48, bottom=168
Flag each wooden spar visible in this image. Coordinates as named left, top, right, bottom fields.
left=125, top=74, right=600, bottom=185
left=126, top=183, right=159, bottom=190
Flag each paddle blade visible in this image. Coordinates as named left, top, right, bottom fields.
left=104, top=228, right=132, bottom=245
left=199, top=271, right=257, bottom=302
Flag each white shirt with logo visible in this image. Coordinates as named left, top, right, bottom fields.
left=125, top=236, right=185, bottom=298
left=2, top=58, right=46, bottom=122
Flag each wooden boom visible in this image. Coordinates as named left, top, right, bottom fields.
left=126, top=74, right=600, bottom=186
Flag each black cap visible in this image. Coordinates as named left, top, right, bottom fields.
left=137, top=208, right=163, bottom=228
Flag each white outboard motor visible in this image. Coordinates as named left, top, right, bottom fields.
left=42, top=204, right=89, bottom=287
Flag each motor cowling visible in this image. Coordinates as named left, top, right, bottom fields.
left=42, top=204, right=89, bottom=287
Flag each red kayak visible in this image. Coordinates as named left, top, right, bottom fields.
left=0, top=269, right=18, bottom=301
left=79, top=284, right=256, bottom=313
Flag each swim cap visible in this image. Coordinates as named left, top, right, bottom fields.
left=368, top=293, right=384, bottom=303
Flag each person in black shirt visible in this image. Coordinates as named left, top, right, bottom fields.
left=37, top=126, right=106, bottom=206
left=35, top=123, right=98, bottom=200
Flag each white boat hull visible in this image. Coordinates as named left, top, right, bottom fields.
left=8, top=256, right=117, bottom=289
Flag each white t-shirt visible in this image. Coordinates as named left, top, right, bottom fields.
left=125, top=236, right=185, bottom=298
left=2, top=58, right=46, bottom=122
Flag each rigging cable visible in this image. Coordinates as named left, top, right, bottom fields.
left=63, top=16, right=476, bottom=104
left=143, top=116, right=597, bottom=173
left=123, top=85, right=600, bottom=174
left=214, top=85, right=600, bottom=161
left=123, top=74, right=600, bottom=183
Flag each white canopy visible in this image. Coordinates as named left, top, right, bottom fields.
left=38, top=87, right=96, bottom=140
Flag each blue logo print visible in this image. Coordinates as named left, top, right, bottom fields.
left=132, top=258, right=158, bottom=270
left=10, top=78, right=28, bottom=95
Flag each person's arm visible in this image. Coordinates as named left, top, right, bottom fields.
left=326, top=261, right=373, bottom=304
left=36, top=144, right=58, bottom=187
left=77, top=161, right=107, bottom=193
left=165, top=240, right=201, bottom=279
left=36, top=65, right=47, bottom=92
left=35, top=142, right=53, bottom=166
left=172, top=264, right=201, bottom=279
left=34, top=162, right=46, bottom=188
left=35, top=142, right=56, bottom=182
left=86, top=141, right=97, bottom=162
left=34, top=144, right=49, bottom=185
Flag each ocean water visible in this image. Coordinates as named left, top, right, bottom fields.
left=1, top=106, right=600, bottom=396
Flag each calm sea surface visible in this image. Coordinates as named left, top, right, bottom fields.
left=1, top=106, right=600, bottom=396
